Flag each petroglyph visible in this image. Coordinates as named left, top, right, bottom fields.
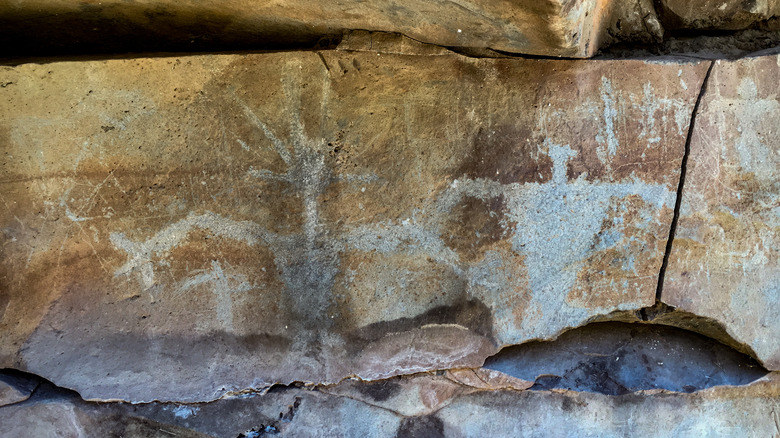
left=598, top=77, right=620, bottom=165
left=1, top=51, right=710, bottom=403
left=594, top=78, right=692, bottom=171
left=109, top=211, right=278, bottom=290
left=109, top=65, right=379, bottom=330
left=346, top=140, right=675, bottom=338
left=175, top=261, right=253, bottom=331
left=105, top=69, right=678, bottom=342
left=107, top=136, right=670, bottom=338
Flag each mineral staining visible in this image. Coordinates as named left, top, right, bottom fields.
left=0, top=50, right=708, bottom=401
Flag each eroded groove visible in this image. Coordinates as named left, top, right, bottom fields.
left=483, top=321, right=767, bottom=395
left=655, top=60, right=715, bottom=303
left=0, top=346, right=772, bottom=437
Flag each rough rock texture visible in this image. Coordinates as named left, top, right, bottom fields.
left=662, top=55, right=780, bottom=369
left=2, top=0, right=780, bottom=431
left=0, top=0, right=653, bottom=58
left=435, top=374, right=780, bottom=437
left=0, top=37, right=709, bottom=402
left=0, top=367, right=777, bottom=437
left=659, top=0, right=780, bottom=30
left=3, top=0, right=780, bottom=60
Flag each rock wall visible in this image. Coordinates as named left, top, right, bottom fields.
left=0, top=3, right=779, bottom=437
left=1, top=0, right=779, bottom=58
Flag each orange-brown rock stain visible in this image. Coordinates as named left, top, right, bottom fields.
left=441, top=195, right=518, bottom=263
left=457, top=125, right=552, bottom=185
left=567, top=195, right=666, bottom=309
left=0, top=229, right=121, bottom=365
left=164, top=232, right=286, bottom=334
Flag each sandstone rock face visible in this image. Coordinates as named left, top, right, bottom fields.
left=0, top=0, right=632, bottom=58
left=4, top=0, right=780, bottom=60
left=436, top=374, right=780, bottom=437
left=0, top=41, right=708, bottom=402
left=0, top=367, right=777, bottom=437
left=662, top=55, right=780, bottom=369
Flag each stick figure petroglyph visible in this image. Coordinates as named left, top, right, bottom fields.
left=110, top=63, right=378, bottom=333
left=107, top=69, right=678, bottom=341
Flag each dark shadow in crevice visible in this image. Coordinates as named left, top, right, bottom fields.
left=596, top=28, right=780, bottom=60
left=0, top=368, right=81, bottom=407
left=482, top=321, right=767, bottom=396
left=1, top=0, right=778, bottom=66
left=0, top=2, right=342, bottom=65
left=0, top=368, right=40, bottom=406
left=0, top=44, right=342, bottom=67
left=589, top=302, right=762, bottom=360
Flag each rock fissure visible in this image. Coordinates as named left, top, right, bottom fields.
left=0, top=314, right=770, bottom=412
left=1, top=25, right=779, bottom=65
left=8, top=307, right=764, bottom=410
left=656, top=59, right=715, bottom=303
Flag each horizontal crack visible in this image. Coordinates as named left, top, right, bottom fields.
left=1, top=25, right=779, bottom=66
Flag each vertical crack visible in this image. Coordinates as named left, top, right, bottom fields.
left=650, top=0, right=667, bottom=29
left=655, top=60, right=715, bottom=303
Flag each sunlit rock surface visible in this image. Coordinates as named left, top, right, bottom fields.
left=662, top=55, right=780, bottom=370
left=1, top=0, right=780, bottom=433
left=0, top=38, right=708, bottom=402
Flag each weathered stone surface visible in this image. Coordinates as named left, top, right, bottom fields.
left=0, top=400, right=213, bottom=438
left=436, top=373, right=780, bottom=437
left=659, top=0, right=780, bottom=30
left=0, top=42, right=707, bottom=402
left=0, top=0, right=648, bottom=58
left=662, top=55, right=780, bottom=369
left=1, top=368, right=778, bottom=437
left=4, top=0, right=780, bottom=60
left=321, top=369, right=533, bottom=417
